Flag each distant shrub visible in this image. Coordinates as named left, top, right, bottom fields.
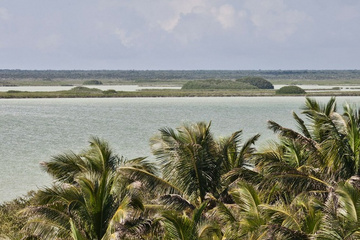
left=104, top=89, right=117, bottom=94
left=182, top=79, right=257, bottom=90
left=236, top=77, right=274, bottom=89
left=7, top=90, right=22, bottom=93
left=276, top=86, right=306, bottom=95
left=83, top=80, right=103, bottom=85
left=69, top=86, right=102, bottom=93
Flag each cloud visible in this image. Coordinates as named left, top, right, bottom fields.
left=157, top=0, right=208, bottom=32
left=104, top=0, right=309, bottom=47
left=213, top=4, right=236, bottom=29
left=243, top=0, right=309, bottom=42
left=0, top=1, right=359, bottom=70
left=114, top=28, right=140, bottom=48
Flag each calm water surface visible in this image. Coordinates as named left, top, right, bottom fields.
left=0, top=85, right=181, bottom=92
left=1, top=96, right=360, bottom=202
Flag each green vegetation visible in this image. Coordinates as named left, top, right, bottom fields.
left=0, top=192, right=35, bottom=239
left=69, top=86, right=103, bottom=93
left=83, top=80, right=103, bottom=85
left=0, top=87, right=277, bottom=98
left=4, top=97, right=360, bottom=239
left=181, top=79, right=257, bottom=90
left=237, top=76, right=274, bottom=89
left=3, top=85, right=360, bottom=98
left=181, top=77, right=274, bottom=90
left=1, top=69, right=360, bottom=86
left=276, top=85, right=306, bottom=94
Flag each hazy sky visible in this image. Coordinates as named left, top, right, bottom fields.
left=0, top=0, right=359, bottom=70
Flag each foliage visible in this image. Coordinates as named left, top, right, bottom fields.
left=276, top=85, right=306, bottom=94
left=83, top=80, right=103, bottom=85
left=68, top=86, right=103, bottom=93
left=236, top=76, right=274, bottom=89
left=150, top=122, right=260, bottom=205
left=0, top=88, right=276, bottom=98
left=0, top=192, right=37, bottom=239
left=181, top=79, right=257, bottom=90
left=1, top=69, right=360, bottom=82
left=103, top=89, right=117, bottom=95
left=21, top=137, right=157, bottom=240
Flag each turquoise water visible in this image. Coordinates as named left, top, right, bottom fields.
left=1, top=96, right=360, bottom=202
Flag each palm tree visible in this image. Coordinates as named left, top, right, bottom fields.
left=22, top=137, right=155, bottom=239
left=255, top=97, right=360, bottom=201
left=217, top=181, right=267, bottom=239
left=316, top=182, right=360, bottom=239
left=150, top=121, right=260, bottom=206
left=151, top=122, right=221, bottom=204
left=253, top=97, right=360, bottom=238
left=295, top=97, right=360, bottom=181
left=161, top=202, right=222, bottom=240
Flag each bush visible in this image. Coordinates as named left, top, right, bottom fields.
left=69, top=86, right=102, bottom=93
left=236, top=77, right=274, bottom=89
left=7, top=90, right=22, bottom=93
left=83, top=80, right=103, bottom=85
left=104, top=89, right=117, bottom=94
left=0, top=192, right=36, bottom=239
left=181, top=79, right=257, bottom=90
left=276, top=85, right=306, bottom=95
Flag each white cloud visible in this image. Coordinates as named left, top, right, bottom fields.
left=114, top=28, right=140, bottom=48
left=0, top=1, right=359, bottom=69
left=157, top=16, right=179, bottom=32
left=213, top=4, right=236, bottom=29
left=140, top=0, right=208, bottom=32
left=244, top=0, right=309, bottom=42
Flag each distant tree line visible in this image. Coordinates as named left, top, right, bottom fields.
left=1, top=69, right=360, bottom=81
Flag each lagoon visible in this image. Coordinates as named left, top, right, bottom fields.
left=1, top=96, right=360, bottom=202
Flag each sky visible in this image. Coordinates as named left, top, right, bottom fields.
left=0, top=0, right=359, bottom=70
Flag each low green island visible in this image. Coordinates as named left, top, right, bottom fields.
left=276, top=85, right=306, bottom=95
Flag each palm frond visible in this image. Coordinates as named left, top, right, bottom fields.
left=292, top=111, right=311, bottom=139
left=159, top=194, right=195, bottom=211
left=267, top=120, right=320, bottom=152
left=41, top=152, right=85, bottom=183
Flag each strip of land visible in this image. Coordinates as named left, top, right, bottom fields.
left=2, top=88, right=360, bottom=98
